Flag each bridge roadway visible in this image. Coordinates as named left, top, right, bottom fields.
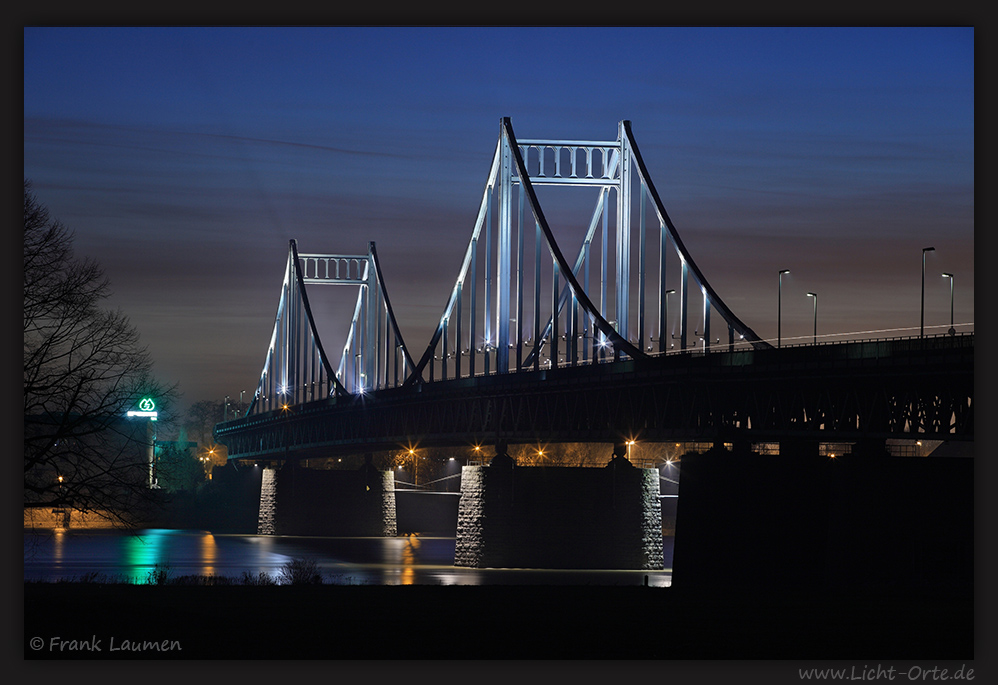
left=214, top=333, right=973, bottom=461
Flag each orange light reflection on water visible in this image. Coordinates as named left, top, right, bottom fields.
left=52, top=528, right=65, bottom=569
left=200, top=533, right=218, bottom=577
left=400, top=533, right=421, bottom=585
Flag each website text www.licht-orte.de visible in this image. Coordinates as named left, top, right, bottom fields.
left=799, top=665, right=975, bottom=681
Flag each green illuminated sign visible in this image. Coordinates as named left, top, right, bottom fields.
left=127, top=396, right=158, bottom=421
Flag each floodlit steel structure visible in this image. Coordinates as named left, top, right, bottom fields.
left=246, top=118, right=774, bottom=416
left=406, top=118, right=770, bottom=386
left=246, top=240, right=414, bottom=416
left=219, top=119, right=972, bottom=455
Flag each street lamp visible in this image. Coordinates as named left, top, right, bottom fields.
left=921, top=247, right=935, bottom=338
left=778, top=269, right=790, bottom=348
left=806, top=292, right=817, bottom=344
left=407, top=448, right=418, bottom=485
left=942, top=273, right=955, bottom=335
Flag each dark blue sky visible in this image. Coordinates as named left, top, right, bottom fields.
left=23, top=27, right=975, bottom=411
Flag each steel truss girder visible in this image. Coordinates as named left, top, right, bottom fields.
left=217, top=335, right=973, bottom=459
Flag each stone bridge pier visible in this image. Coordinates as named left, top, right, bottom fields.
left=454, top=441, right=664, bottom=570
left=263, top=456, right=397, bottom=537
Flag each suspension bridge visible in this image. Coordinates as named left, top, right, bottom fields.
left=214, top=118, right=973, bottom=462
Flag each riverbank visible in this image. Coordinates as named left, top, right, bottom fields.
left=24, top=582, right=972, bottom=660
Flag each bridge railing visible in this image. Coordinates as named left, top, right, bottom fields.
left=777, top=328, right=974, bottom=350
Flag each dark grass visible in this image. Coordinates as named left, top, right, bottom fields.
left=24, top=582, right=973, bottom=660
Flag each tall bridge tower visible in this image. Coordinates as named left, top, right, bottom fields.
left=407, top=118, right=770, bottom=387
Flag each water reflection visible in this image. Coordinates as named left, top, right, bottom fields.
left=125, top=530, right=162, bottom=582
left=401, top=534, right=420, bottom=585
left=52, top=529, right=65, bottom=568
left=200, top=533, right=217, bottom=577
left=23, top=529, right=673, bottom=587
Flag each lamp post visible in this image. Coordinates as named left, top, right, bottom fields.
left=806, top=292, right=817, bottom=344
left=942, top=273, right=955, bottom=335
left=407, top=448, right=417, bottom=486
left=778, top=269, right=790, bottom=348
left=921, top=247, right=934, bottom=338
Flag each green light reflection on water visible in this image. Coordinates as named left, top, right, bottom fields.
left=123, top=529, right=172, bottom=583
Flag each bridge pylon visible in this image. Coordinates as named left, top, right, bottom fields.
left=405, top=118, right=770, bottom=387
left=245, top=239, right=414, bottom=417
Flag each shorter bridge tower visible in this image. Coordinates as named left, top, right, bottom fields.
left=246, top=239, right=413, bottom=416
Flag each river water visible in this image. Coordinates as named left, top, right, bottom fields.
left=23, top=528, right=673, bottom=587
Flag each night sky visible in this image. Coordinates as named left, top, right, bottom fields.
left=22, top=27, right=975, bottom=414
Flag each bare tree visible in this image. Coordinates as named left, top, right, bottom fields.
left=23, top=180, right=176, bottom=526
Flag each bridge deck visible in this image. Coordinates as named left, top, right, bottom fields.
left=215, top=334, right=973, bottom=460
